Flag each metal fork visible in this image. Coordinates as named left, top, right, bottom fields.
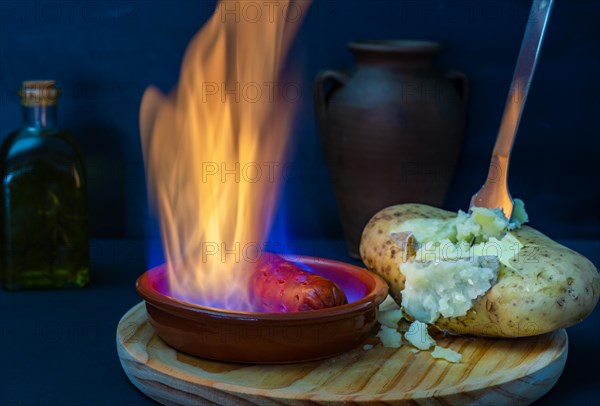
left=470, top=0, right=554, bottom=218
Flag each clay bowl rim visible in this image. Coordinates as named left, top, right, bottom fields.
left=349, top=39, right=442, bottom=54
left=136, top=255, right=389, bottom=323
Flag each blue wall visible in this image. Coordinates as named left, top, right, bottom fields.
left=1, top=0, right=599, bottom=242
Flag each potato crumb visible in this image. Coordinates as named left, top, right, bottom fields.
left=404, top=320, right=436, bottom=350
left=378, top=294, right=400, bottom=312
left=363, top=344, right=374, bottom=351
left=431, top=345, right=462, bottom=363
left=375, top=299, right=463, bottom=363
left=377, top=308, right=404, bottom=328
left=376, top=325, right=402, bottom=348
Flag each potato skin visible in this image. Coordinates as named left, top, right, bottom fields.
left=360, top=204, right=600, bottom=337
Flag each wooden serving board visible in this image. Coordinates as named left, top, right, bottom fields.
left=117, top=302, right=567, bottom=405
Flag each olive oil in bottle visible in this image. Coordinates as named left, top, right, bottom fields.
left=0, top=80, right=90, bottom=289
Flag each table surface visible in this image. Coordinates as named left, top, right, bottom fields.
left=1, top=239, right=598, bottom=406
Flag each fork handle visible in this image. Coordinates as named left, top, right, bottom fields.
left=491, top=0, right=554, bottom=167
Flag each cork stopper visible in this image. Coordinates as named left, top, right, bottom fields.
left=19, top=80, right=60, bottom=106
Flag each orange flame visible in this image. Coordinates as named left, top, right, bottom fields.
left=139, top=1, right=309, bottom=309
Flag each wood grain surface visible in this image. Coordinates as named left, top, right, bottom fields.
left=117, top=302, right=568, bottom=405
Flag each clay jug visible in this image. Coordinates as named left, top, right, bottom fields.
left=314, top=40, right=468, bottom=259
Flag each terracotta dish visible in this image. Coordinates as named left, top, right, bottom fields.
left=136, top=256, right=388, bottom=363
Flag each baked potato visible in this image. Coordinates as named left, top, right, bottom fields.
left=360, top=203, right=599, bottom=337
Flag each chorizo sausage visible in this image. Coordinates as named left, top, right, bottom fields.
left=250, top=254, right=347, bottom=312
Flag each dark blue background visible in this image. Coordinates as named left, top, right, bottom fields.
left=1, top=2, right=599, bottom=405
left=1, top=0, right=599, bottom=243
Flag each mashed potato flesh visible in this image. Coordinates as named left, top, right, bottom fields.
left=394, top=200, right=528, bottom=324
left=401, top=257, right=499, bottom=323
left=396, top=198, right=527, bottom=245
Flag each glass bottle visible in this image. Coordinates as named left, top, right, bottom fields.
left=0, top=80, right=90, bottom=290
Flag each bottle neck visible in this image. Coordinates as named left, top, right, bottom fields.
left=22, top=104, right=58, bottom=130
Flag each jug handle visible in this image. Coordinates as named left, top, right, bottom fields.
left=445, top=70, right=469, bottom=104
left=313, top=70, right=350, bottom=133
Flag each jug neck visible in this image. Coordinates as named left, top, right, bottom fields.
left=349, top=40, right=441, bottom=70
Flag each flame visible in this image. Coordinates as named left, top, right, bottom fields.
left=140, top=1, right=309, bottom=309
